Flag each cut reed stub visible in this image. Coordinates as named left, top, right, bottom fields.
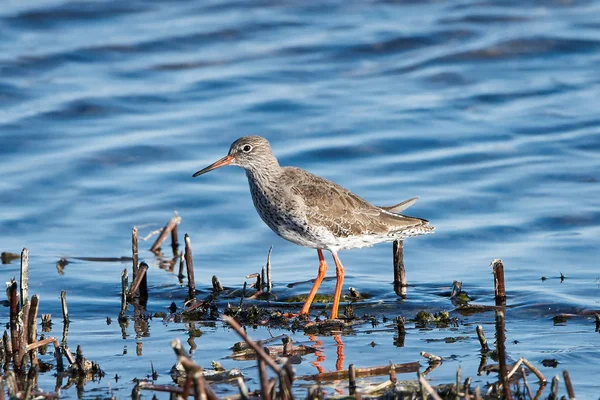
left=476, top=325, right=490, bottom=353
left=393, top=240, right=407, bottom=298
left=491, top=259, right=506, bottom=307
left=184, top=234, right=196, bottom=298
left=132, top=227, right=139, bottom=278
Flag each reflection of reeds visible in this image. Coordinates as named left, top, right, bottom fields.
left=3, top=248, right=104, bottom=399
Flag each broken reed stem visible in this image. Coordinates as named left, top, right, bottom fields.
left=150, top=215, right=182, bottom=253
left=171, top=223, right=179, bottom=250
left=20, top=248, right=29, bottom=308
left=388, top=361, right=397, bottom=384
left=476, top=325, right=490, bottom=352
left=237, top=377, right=249, bottom=400
left=550, top=376, right=559, bottom=399
left=60, top=290, right=69, bottom=324
left=421, top=351, right=442, bottom=362
left=137, top=381, right=185, bottom=395
left=266, top=246, right=273, bottom=293
left=348, top=364, right=357, bottom=395
left=257, top=346, right=271, bottom=400
left=193, top=369, right=208, bottom=400
left=178, top=252, right=185, bottom=282
left=176, top=356, right=218, bottom=400
left=491, top=259, right=506, bottom=306
left=223, top=316, right=281, bottom=373
left=7, top=280, right=22, bottom=369
left=506, top=358, right=546, bottom=383
left=212, top=276, right=224, bottom=293
left=494, top=308, right=512, bottom=400
left=184, top=234, right=196, bottom=297
left=563, top=370, right=575, bottom=399
left=128, top=262, right=149, bottom=299
left=418, top=372, right=442, bottom=400
left=393, top=240, right=407, bottom=297
left=119, top=268, right=128, bottom=320
left=27, top=295, right=39, bottom=344
left=521, top=367, right=533, bottom=400
left=132, top=227, right=139, bottom=279
left=455, top=366, right=461, bottom=400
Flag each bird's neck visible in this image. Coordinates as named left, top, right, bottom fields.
left=245, top=160, right=281, bottom=190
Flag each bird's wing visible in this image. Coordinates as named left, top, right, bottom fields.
left=378, top=197, right=419, bottom=213
left=285, top=168, right=426, bottom=238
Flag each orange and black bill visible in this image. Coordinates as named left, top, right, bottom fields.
left=192, top=155, right=234, bottom=177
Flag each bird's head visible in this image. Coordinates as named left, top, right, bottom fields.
left=193, top=136, right=276, bottom=177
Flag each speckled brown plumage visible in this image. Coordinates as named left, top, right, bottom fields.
left=193, top=135, right=434, bottom=319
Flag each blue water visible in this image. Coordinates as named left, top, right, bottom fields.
left=1, top=0, right=600, bottom=397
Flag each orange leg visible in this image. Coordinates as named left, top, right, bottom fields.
left=330, top=251, right=345, bottom=319
left=300, top=249, right=328, bottom=315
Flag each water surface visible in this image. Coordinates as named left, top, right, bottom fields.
left=1, top=0, right=599, bottom=397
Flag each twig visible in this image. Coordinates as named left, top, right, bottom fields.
left=521, top=367, right=533, bottom=400
left=464, top=377, right=471, bottom=400
left=150, top=215, right=182, bottom=253
left=119, top=268, right=128, bottom=320
left=171, top=223, right=179, bottom=251
left=491, top=259, right=506, bottom=306
left=60, top=290, right=69, bottom=324
left=193, top=369, right=208, bottom=400
left=494, top=308, right=512, bottom=399
left=421, top=351, right=443, bottom=362
left=128, top=262, right=149, bottom=299
left=257, top=345, right=271, bottom=400
left=393, top=240, right=407, bottom=297
left=521, top=358, right=547, bottom=383
left=389, top=361, right=397, bottom=384
left=7, top=280, right=20, bottom=367
left=455, top=366, right=461, bottom=400
left=212, top=276, right=224, bottom=293
left=418, top=372, right=443, bottom=400
left=132, top=227, right=139, bottom=279
left=563, top=370, right=575, bottom=400
left=179, top=358, right=218, bottom=400
left=185, top=234, right=197, bottom=297
left=27, top=294, right=39, bottom=344
left=550, top=375, right=559, bottom=400
left=476, top=325, right=490, bottom=352
left=237, top=377, right=249, bottom=400
left=506, top=358, right=524, bottom=380
left=266, top=246, right=273, bottom=293
left=20, top=248, right=29, bottom=308
left=223, top=316, right=281, bottom=373
left=177, top=252, right=185, bottom=283
left=296, top=361, right=420, bottom=381
left=137, top=381, right=184, bottom=395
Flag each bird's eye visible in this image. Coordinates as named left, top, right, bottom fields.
left=242, top=144, right=252, bottom=153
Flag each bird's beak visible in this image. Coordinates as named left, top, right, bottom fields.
left=192, top=155, right=234, bottom=177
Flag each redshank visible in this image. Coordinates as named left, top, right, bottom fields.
left=193, top=136, right=433, bottom=319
